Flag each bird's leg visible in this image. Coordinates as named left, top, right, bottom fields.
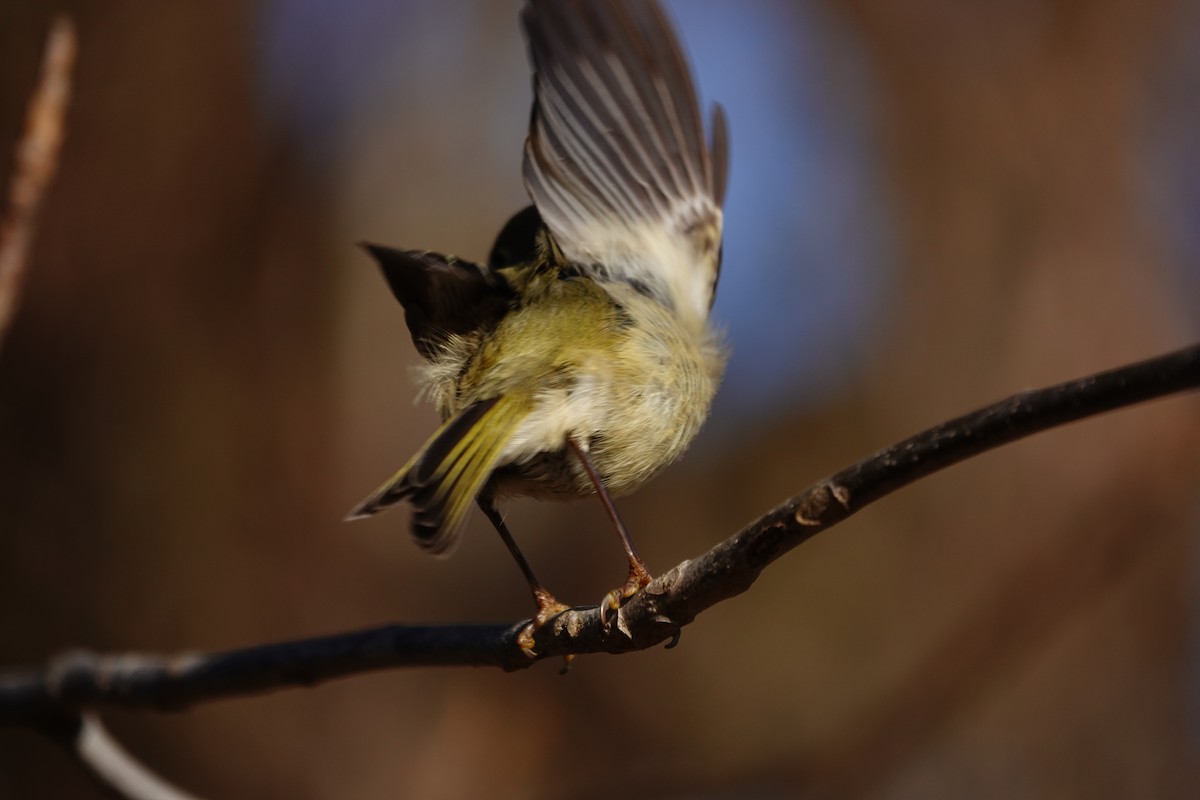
left=567, top=437, right=651, bottom=625
left=477, top=493, right=569, bottom=656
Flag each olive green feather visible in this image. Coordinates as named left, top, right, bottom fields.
left=345, top=394, right=530, bottom=555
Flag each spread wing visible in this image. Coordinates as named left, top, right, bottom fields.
left=521, top=0, right=729, bottom=323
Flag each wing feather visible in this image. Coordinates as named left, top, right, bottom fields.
left=521, top=0, right=729, bottom=321
left=344, top=396, right=528, bottom=556
left=362, top=245, right=514, bottom=360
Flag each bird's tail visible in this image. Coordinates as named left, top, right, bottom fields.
left=344, top=395, right=526, bottom=556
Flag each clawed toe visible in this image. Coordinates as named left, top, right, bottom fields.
left=599, top=588, right=623, bottom=628
left=599, top=564, right=653, bottom=629
left=519, top=588, right=572, bottom=657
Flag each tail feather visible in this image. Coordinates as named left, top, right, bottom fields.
left=344, top=396, right=526, bottom=556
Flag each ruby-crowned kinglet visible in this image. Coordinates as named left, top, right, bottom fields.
left=347, top=0, right=728, bottom=638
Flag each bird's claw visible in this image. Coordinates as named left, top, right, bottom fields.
left=516, top=624, right=539, bottom=658
left=518, top=589, right=572, bottom=658
left=599, top=564, right=653, bottom=630
left=599, top=588, right=623, bottom=628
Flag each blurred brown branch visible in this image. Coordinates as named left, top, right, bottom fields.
left=2, top=344, right=1197, bottom=727
left=0, top=15, right=75, bottom=352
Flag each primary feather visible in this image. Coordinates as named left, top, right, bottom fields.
left=522, top=0, right=729, bottom=325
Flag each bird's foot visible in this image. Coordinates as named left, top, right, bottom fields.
left=599, top=559, right=653, bottom=629
left=517, top=587, right=572, bottom=657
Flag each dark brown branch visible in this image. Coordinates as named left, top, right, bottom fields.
left=0, top=15, right=75, bottom=351
left=1, top=343, right=1196, bottom=727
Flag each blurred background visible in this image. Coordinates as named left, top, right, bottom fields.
left=2, top=0, right=1200, bottom=797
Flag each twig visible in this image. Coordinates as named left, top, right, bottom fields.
left=0, top=15, right=75, bottom=351
left=1, top=343, right=1196, bottom=723
left=74, top=715, right=203, bottom=800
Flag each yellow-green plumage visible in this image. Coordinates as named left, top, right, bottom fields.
left=346, top=0, right=730, bottom=605
left=348, top=243, right=724, bottom=555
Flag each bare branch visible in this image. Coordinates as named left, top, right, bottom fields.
left=0, top=15, right=76, bottom=351
left=1, top=343, right=1196, bottom=728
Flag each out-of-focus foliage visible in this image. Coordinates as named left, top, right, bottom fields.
left=1, top=1, right=1198, bottom=798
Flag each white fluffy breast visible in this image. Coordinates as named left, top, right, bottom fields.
left=499, top=284, right=723, bottom=497
left=502, top=370, right=607, bottom=460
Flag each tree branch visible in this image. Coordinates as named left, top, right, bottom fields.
left=2, top=343, right=1197, bottom=727
left=0, top=15, right=75, bottom=352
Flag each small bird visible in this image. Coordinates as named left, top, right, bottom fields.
left=347, top=0, right=729, bottom=645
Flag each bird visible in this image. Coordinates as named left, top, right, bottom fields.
left=346, top=0, right=729, bottom=649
